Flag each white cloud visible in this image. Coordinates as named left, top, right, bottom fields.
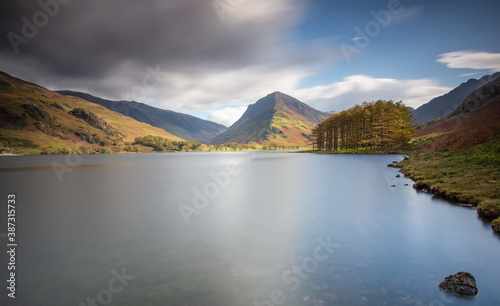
left=437, top=51, right=500, bottom=72
left=291, top=75, right=452, bottom=111
left=147, top=64, right=310, bottom=112
left=207, top=106, right=247, bottom=127
left=160, top=73, right=452, bottom=119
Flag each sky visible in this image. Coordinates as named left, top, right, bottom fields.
left=1, top=0, right=499, bottom=127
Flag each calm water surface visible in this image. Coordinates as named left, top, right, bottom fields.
left=0, top=152, right=499, bottom=305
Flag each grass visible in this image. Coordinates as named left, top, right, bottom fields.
left=399, top=137, right=500, bottom=231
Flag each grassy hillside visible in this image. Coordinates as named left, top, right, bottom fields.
left=57, top=91, right=227, bottom=143
left=265, top=101, right=318, bottom=146
left=0, top=72, right=183, bottom=155
left=400, top=79, right=500, bottom=232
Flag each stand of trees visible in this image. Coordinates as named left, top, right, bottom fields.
left=311, top=100, right=416, bottom=151
left=134, top=135, right=201, bottom=152
left=133, top=136, right=298, bottom=152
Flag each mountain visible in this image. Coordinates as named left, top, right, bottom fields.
left=0, top=71, right=182, bottom=154
left=413, top=72, right=500, bottom=124
left=402, top=78, right=500, bottom=233
left=211, top=92, right=330, bottom=146
left=57, top=91, right=227, bottom=144
left=417, top=76, right=500, bottom=150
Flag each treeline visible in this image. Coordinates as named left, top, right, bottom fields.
left=134, top=135, right=297, bottom=152
left=134, top=135, right=201, bottom=152
left=311, top=100, right=416, bottom=151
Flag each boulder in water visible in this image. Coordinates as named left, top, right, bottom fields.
left=438, top=272, right=478, bottom=298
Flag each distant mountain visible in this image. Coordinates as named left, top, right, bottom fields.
left=418, top=77, right=500, bottom=150
left=57, top=91, right=227, bottom=144
left=413, top=72, right=500, bottom=124
left=211, top=92, right=330, bottom=146
left=0, top=71, right=182, bottom=154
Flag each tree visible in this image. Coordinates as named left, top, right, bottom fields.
left=311, top=100, right=416, bottom=151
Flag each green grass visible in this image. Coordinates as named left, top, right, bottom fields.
left=399, top=137, right=500, bottom=231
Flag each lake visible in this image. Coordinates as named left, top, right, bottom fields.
left=0, top=152, right=499, bottom=305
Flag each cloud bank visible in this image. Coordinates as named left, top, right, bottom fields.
left=291, top=75, right=452, bottom=111
left=0, top=1, right=467, bottom=127
left=437, top=51, right=500, bottom=72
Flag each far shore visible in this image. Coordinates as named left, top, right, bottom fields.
left=299, top=149, right=408, bottom=155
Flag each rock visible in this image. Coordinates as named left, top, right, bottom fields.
left=387, top=163, right=401, bottom=168
left=22, top=103, right=50, bottom=121
left=391, top=185, right=396, bottom=188
left=404, top=184, right=409, bottom=186
left=69, top=108, right=119, bottom=136
left=450, top=78, right=500, bottom=116
left=492, top=219, right=500, bottom=232
left=35, top=121, right=52, bottom=134
left=50, top=102, right=66, bottom=111
left=396, top=174, right=401, bottom=178
left=266, top=126, right=288, bottom=138
left=301, top=133, right=312, bottom=140
left=438, top=272, right=478, bottom=298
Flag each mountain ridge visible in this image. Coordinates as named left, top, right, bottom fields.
left=0, top=71, right=182, bottom=154
left=413, top=72, right=500, bottom=124
left=417, top=76, right=500, bottom=150
left=57, top=91, right=227, bottom=144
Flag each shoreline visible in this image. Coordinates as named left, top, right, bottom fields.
left=298, top=150, right=407, bottom=155
left=397, top=152, right=500, bottom=233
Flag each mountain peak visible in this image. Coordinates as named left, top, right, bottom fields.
left=211, top=92, right=329, bottom=146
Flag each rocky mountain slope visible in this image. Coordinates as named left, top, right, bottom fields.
left=413, top=72, right=500, bottom=124
left=57, top=91, right=227, bottom=144
left=417, top=77, right=500, bottom=150
left=211, top=92, right=330, bottom=146
left=0, top=71, right=182, bottom=154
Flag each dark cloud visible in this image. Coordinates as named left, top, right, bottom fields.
left=0, top=0, right=343, bottom=122
left=0, top=0, right=303, bottom=80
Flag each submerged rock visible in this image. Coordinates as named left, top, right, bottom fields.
left=387, top=163, right=402, bottom=168
left=439, top=272, right=478, bottom=298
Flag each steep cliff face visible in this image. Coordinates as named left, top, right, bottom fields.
left=450, top=77, right=500, bottom=116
